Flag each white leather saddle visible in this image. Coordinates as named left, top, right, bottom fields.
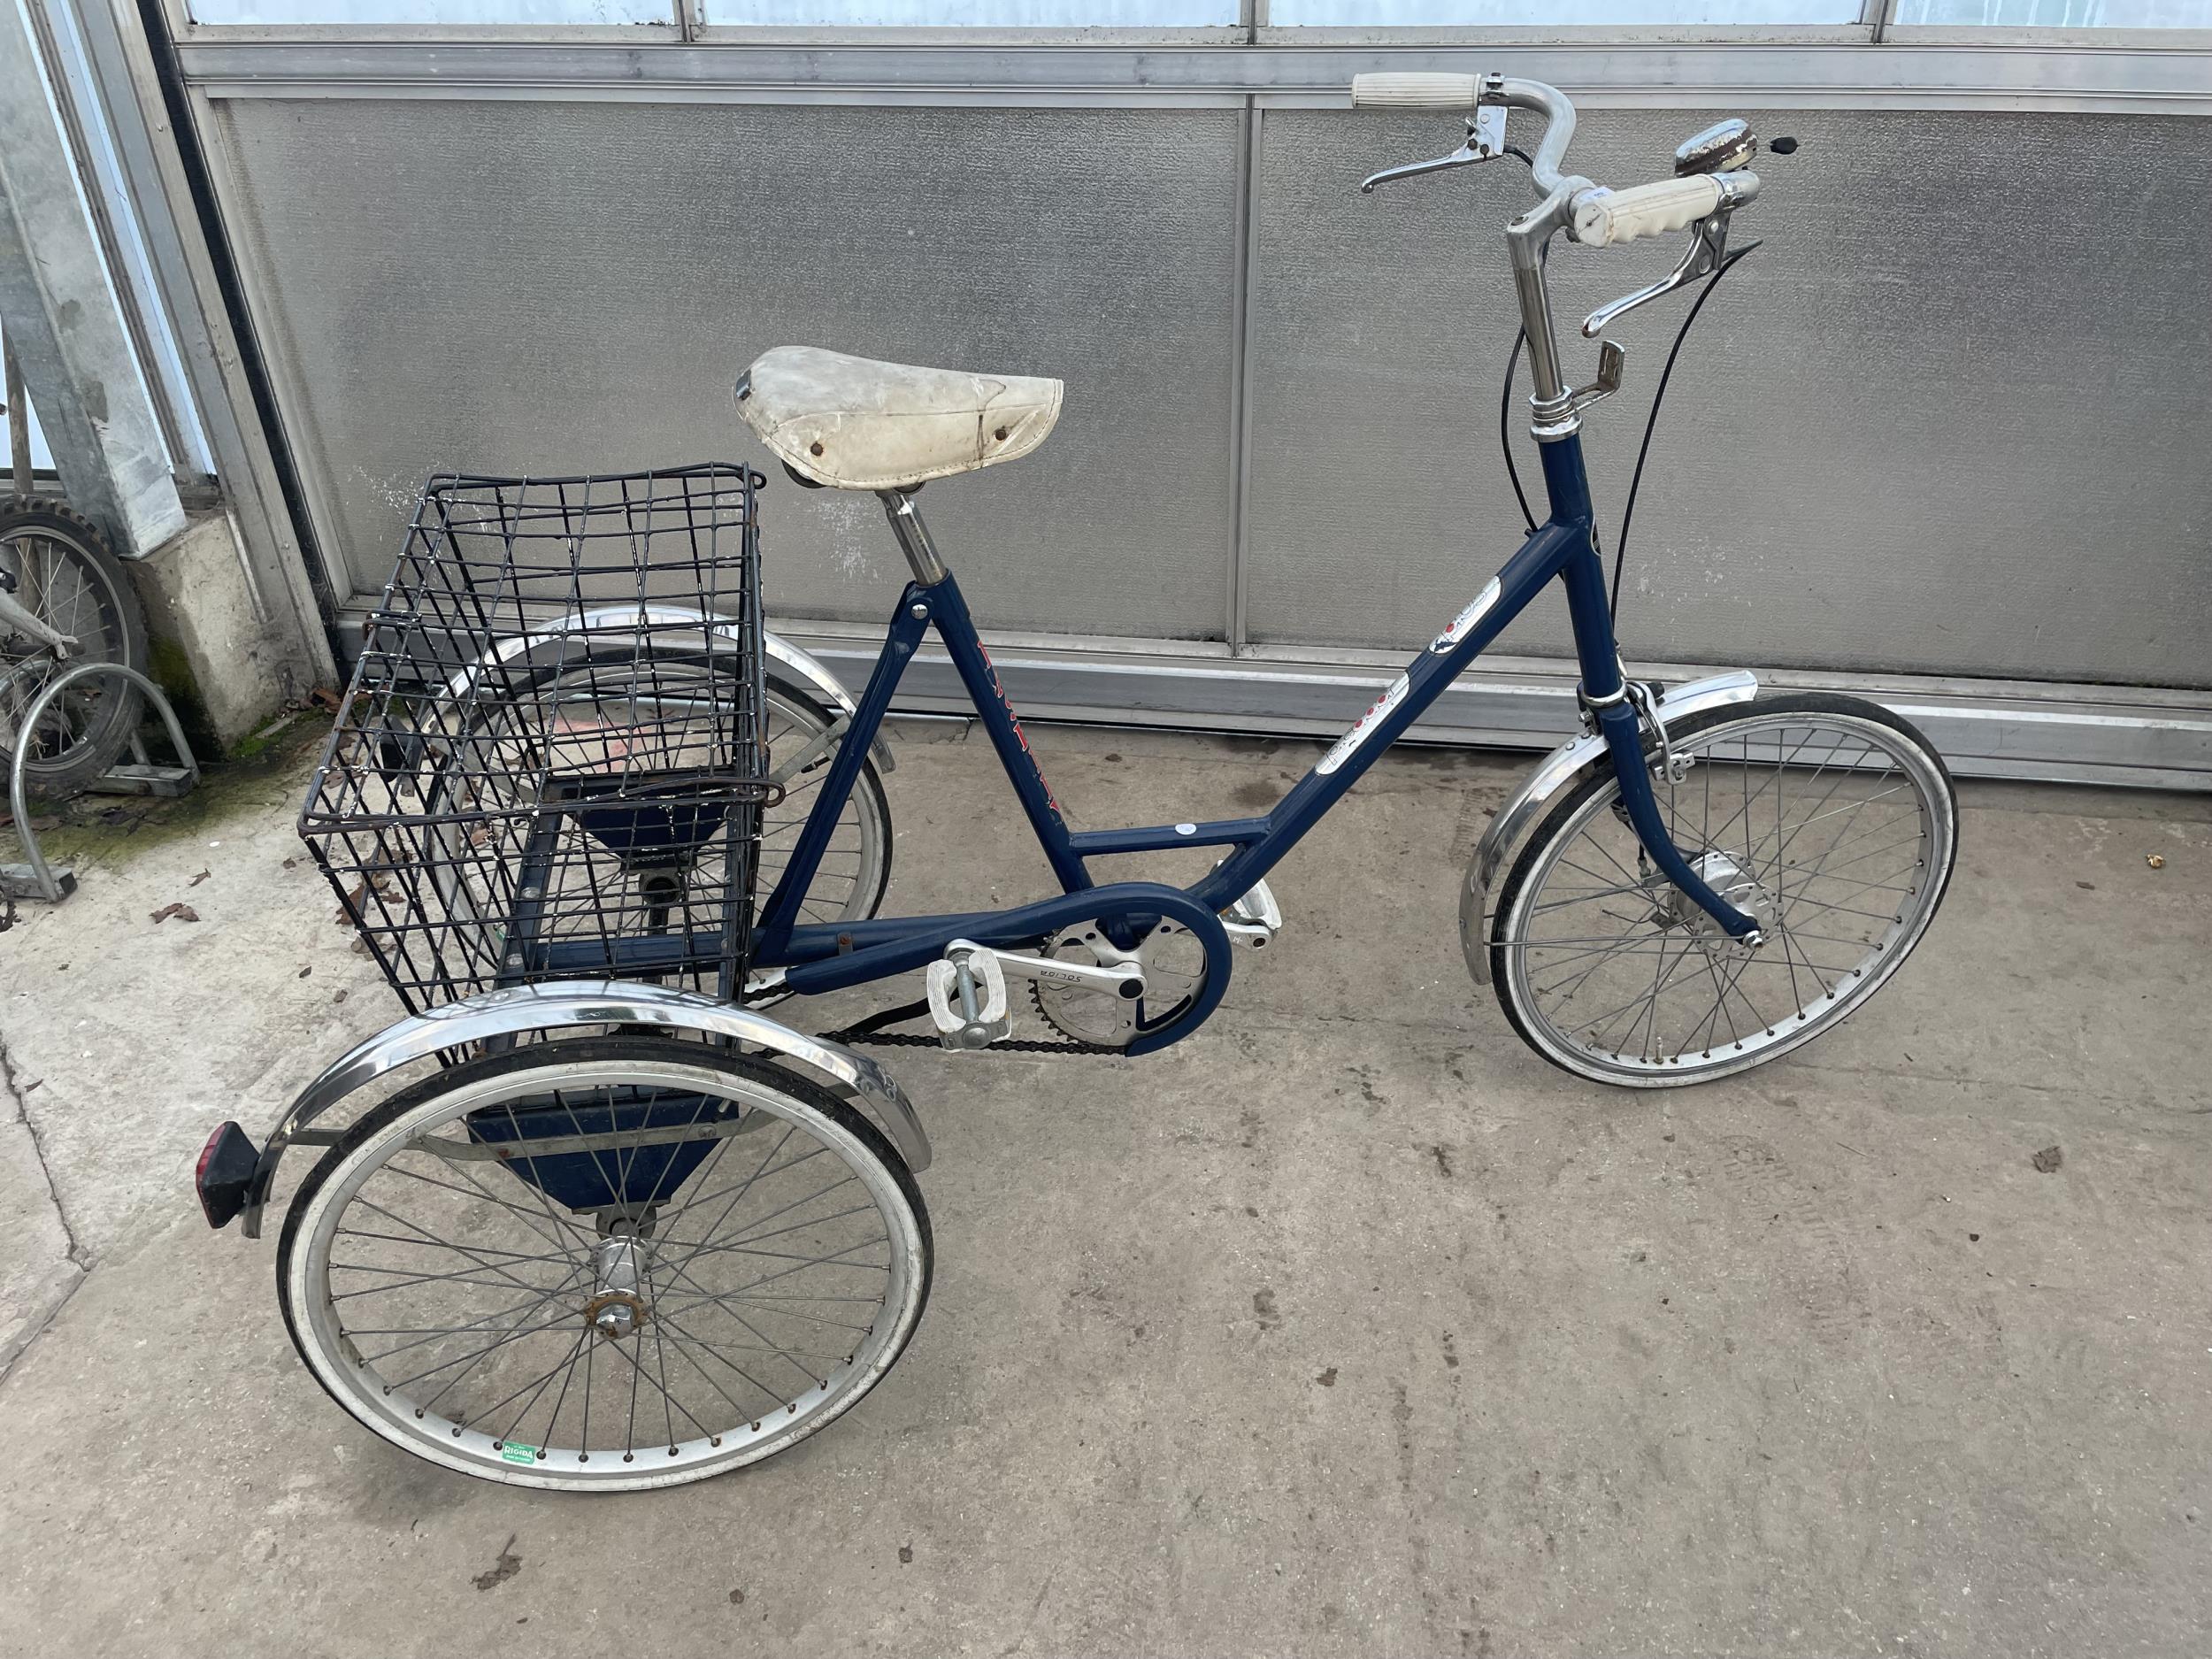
left=735, top=346, right=1063, bottom=492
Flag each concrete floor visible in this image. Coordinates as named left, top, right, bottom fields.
left=1, top=718, right=2208, bottom=1657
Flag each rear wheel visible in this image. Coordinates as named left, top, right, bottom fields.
left=756, top=675, right=893, bottom=929
left=426, top=661, right=891, bottom=938
left=1488, top=693, right=1957, bottom=1087
left=0, top=497, right=148, bottom=797
left=277, top=1036, right=932, bottom=1490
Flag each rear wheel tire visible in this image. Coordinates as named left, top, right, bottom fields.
left=277, top=1036, right=932, bottom=1491
left=1488, top=692, right=1957, bottom=1087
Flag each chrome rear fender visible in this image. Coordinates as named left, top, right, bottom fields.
left=238, top=980, right=930, bottom=1237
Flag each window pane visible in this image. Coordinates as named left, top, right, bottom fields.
left=188, top=0, right=669, bottom=22
left=1271, top=0, right=1855, bottom=21
left=700, top=0, right=1236, bottom=19
left=1895, top=0, right=2209, bottom=20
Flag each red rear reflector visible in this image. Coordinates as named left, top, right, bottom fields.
left=195, top=1121, right=259, bottom=1230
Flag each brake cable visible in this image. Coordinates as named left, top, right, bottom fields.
left=1494, top=230, right=1762, bottom=623
left=1606, top=242, right=1759, bottom=622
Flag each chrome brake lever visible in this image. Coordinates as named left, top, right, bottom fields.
left=1581, top=212, right=1756, bottom=338
left=1360, top=108, right=1509, bottom=195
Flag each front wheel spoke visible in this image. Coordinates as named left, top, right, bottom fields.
left=1778, top=895, right=1903, bottom=926
left=1688, top=944, right=1763, bottom=1053
left=649, top=1331, right=852, bottom=1366
left=1571, top=940, right=1702, bottom=1051
left=1701, top=728, right=1836, bottom=852
left=1767, top=924, right=1884, bottom=953
left=1754, top=774, right=1906, bottom=872
left=1529, top=878, right=1647, bottom=915
left=1768, top=826, right=1924, bottom=889
left=1765, top=853, right=1918, bottom=899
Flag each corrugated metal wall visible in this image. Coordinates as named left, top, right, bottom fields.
left=188, top=69, right=2212, bottom=704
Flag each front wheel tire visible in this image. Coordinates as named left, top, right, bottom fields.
left=1487, top=692, right=1958, bottom=1087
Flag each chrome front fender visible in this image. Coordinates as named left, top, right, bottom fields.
left=436, top=606, right=893, bottom=773
left=239, top=981, right=930, bottom=1237
left=1463, top=670, right=1758, bottom=985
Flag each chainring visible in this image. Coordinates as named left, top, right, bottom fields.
left=1030, top=918, right=1208, bottom=1048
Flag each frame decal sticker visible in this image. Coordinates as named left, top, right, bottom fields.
left=1316, top=674, right=1409, bottom=776
left=1429, top=578, right=1502, bottom=653
left=978, top=644, right=1061, bottom=814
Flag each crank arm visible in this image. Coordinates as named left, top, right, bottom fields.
left=950, top=939, right=1144, bottom=998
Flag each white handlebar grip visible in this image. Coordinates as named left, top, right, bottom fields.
left=1349, top=73, right=1485, bottom=110
left=1573, top=174, right=1737, bottom=246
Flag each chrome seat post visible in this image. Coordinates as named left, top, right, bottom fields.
left=877, top=488, right=949, bottom=585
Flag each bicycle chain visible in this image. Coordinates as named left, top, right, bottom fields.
left=818, top=995, right=1123, bottom=1057
left=826, top=1025, right=1121, bottom=1057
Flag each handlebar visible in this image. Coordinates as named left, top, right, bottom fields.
left=1348, top=72, right=1758, bottom=246
left=1347, top=72, right=1483, bottom=109
left=1350, top=73, right=1770, bottom=430
left=1573, top=172, right=1760, bottom=247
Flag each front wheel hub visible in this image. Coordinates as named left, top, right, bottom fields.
left=1650, top=850, right=1775, bottom=938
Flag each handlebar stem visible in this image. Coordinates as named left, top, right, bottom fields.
left=1507, top=183, right=1589, bottom=426
left=1484, top=77, right=1602, bottom=437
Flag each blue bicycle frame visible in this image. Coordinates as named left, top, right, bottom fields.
left=750, top=430, right=1756, bottom=1054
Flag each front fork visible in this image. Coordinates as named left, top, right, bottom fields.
left=1552, top=470, right=1761, bottom=944
left=1594, top=701, right=1760, bottom=942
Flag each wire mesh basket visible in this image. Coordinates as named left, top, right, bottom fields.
left=299, top=465, right=780, bottom=1013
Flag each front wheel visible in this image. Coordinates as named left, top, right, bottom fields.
left=1487, top=692, right=1957, bottom=1087
left=277, top=1036, right=932, bottom=1490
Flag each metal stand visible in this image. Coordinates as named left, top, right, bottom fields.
left=2, top=662, right=198, bottom=902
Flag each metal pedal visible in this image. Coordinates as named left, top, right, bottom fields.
left=926, top=941, right=1013, bottom=1050
left=1221, top=878, right=1282, bottom=950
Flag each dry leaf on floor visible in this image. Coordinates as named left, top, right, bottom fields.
left=150, top=902, right=200, bottom=925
